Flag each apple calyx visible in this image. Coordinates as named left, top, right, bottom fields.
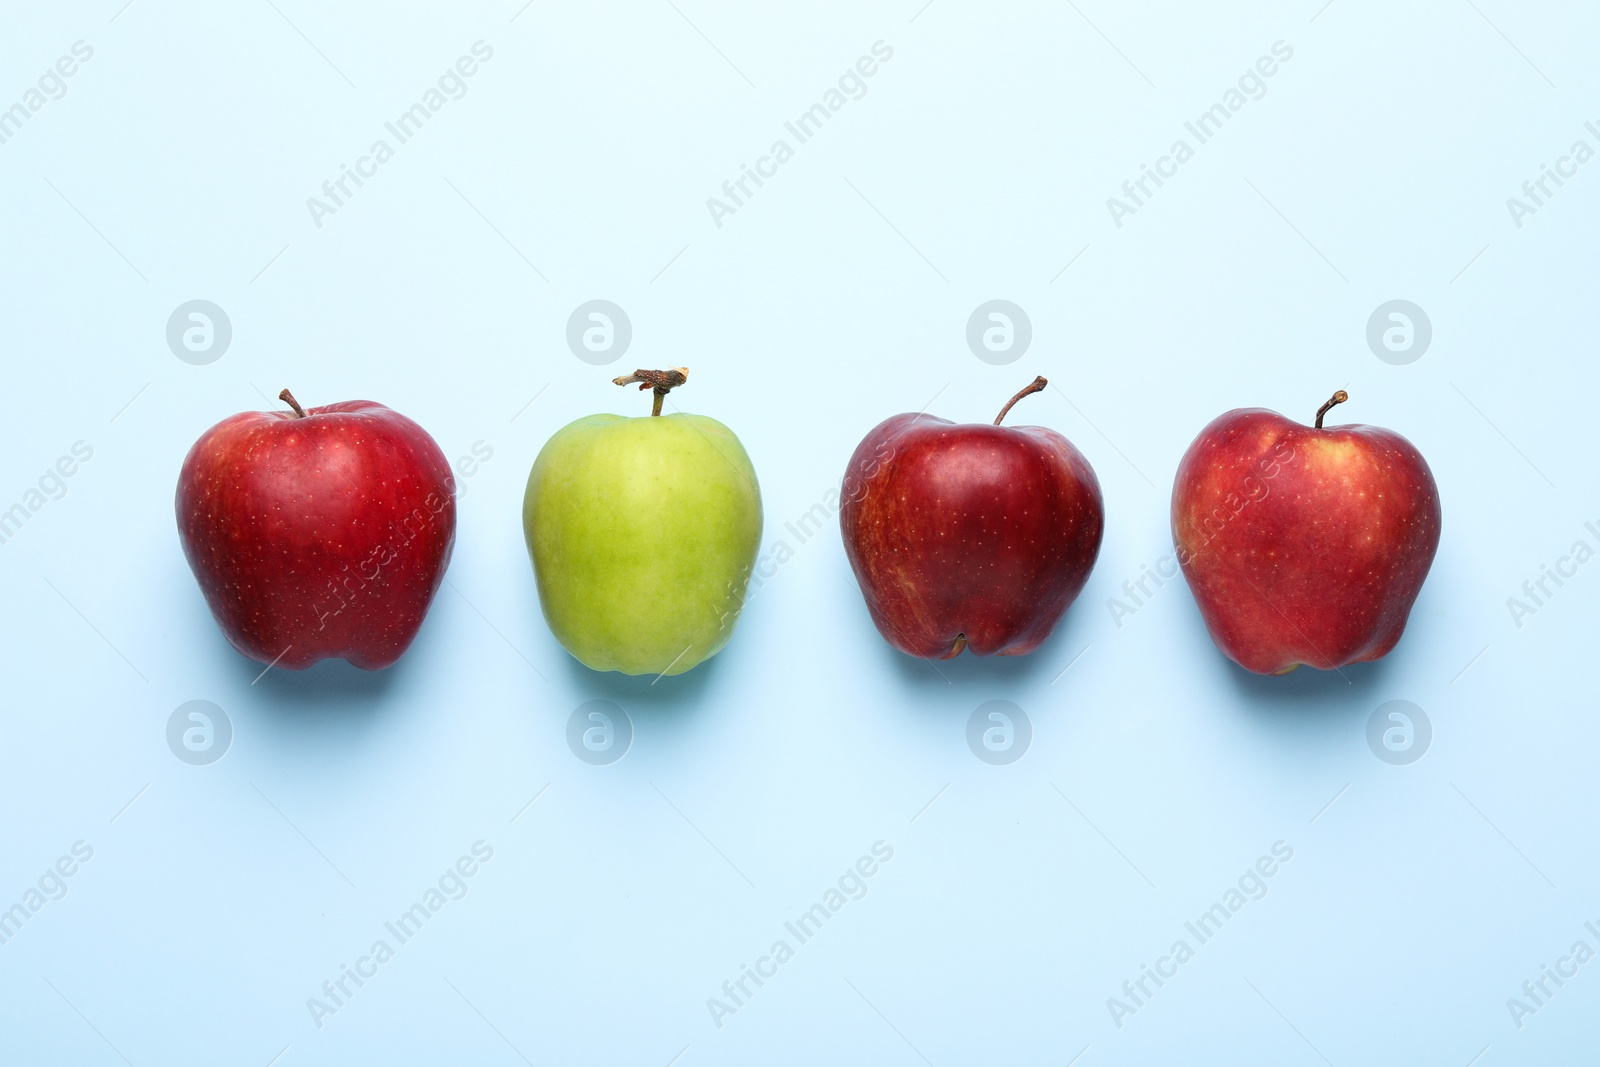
left=994, top=376, right=1048, bottom=426
left=613, top=367, right=689, bottom=417
left=278, top=389, right=309, bottom=418
left=1314, top=389, right=1348, bottom=429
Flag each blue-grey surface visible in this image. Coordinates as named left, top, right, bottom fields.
left=0, top=1, right=1594, bottom=1063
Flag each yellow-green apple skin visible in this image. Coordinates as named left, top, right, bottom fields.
left=523, top=412, right=762, bottom=675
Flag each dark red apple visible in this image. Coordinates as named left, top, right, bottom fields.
left=176, top=390, right=456, bottom=670
left=1170, top=390, right=1441, bottom=675
left=839, top=377, right=1103, bottom=658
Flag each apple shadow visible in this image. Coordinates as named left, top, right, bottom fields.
left=555, top=646, right=720, bottom=719
left=1219, top=650, right=1398, bottom=723
left=517, top=555, right=721, bottom=726
left=881, top=638, right=1060, bottom=691
left=235, top=649, right=405, bottom=720
left=550, top=650, right=729, bottom=766
left=877, top=599, right=1095, bottom=695
left=1163, top=572, right=1404, bottom=725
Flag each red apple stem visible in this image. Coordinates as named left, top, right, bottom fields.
left=1314, top=389, right=1348, bottom=429
left=613, top=367, right=689, bottom=417
left=994, top=376, right=1048, bottom=426
left=278, top=389, right=308, bottom=418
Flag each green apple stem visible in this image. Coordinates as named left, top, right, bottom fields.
left=613, top=367, right=689, bottom=416
left=994, top=376, right=1048, bottom=426
left=278, top=389, right=308, bottom=418
left=1314, top=389, right=1348, bottom=429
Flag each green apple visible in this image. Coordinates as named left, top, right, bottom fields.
left=523, top=368, right=763, bottom=676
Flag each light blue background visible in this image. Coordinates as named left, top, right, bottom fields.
left=1, top=1, right=1596, bottom=1063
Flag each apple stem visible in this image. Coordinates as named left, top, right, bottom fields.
left=278, top=389, right=308, bottom=418
left=613, top=367, right=689, bottom=417
left=994, top=376, right=1048, bottom=426
left=1314, top=389, right=1349, bottom=429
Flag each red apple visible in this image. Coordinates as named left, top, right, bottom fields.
left=176, top=390, right=456, bottom=670
left=839, top=377, right=1103, bottom=658
left=1170, top=390, right=1441, bottom=675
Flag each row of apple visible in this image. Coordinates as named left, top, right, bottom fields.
left=175, top=370, right=1441, bottom=678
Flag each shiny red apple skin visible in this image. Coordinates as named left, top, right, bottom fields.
left=176, top=399, right=456, bottom=670
left=1170, top=406, right=1441, bottom=675
left=840, top=413, right=1103, bottom=658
